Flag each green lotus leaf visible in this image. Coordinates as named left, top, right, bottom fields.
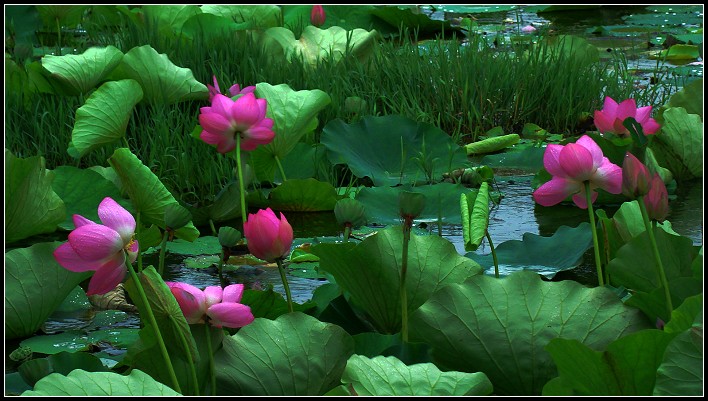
left=341, top=355, right=493, bottom=396
left=466, top=223, right=593, bottom=279
left=19, top=328, right=138, bottom=355
left=214, top=312, right=354, bottom=395
left=68, top=79, right=143, bottom=158
left=370, top=6, right=454, bottom=35
left=5, top=242, right=91, bottom=340
left=180, top=12, right=250, bottom=44
left=649, top=106, right=703, bottom=181
left=321, top=115, right=470, bottom=186
left=643, top=147, right=673, bottom=184
left=21, top=369, right=182, bottom=396
left=40, top=46, right=124, bottom=95
left=143, top=236, right=219, bottom=257
left=142, top=5, right=202, bottom=37
left=657, top=77, right=702, bottom=121
left=461, top=182, right=490, bottom=251
left=241, top=288, right=315, bottom=320
left=479, top=146, right=545, bottom=172
left=611, top=200, right=678, bottom=242
left=266, top=178, right=339, bottom=211
left=464, top=134, right=520, bottom=155
left=356, top=183, right=474, bottom=225
left=108, top=45, right=208, bottom=104
left=189, top=181, right=242, bottom=227
left=312, top=226, right=483, bottom=333
left=51, top=166, right=132, bottom=230
left=35, top=5, right=87, bottom=30
left=544, top=329, right=676, bottom=395
left=649, top=44, right=700, bottom=61
left=537, top=34, right=599, bottom=65
left=108, top=148, right=200, bottom=241
left=276, top=142, right=330, bottom=182
left=664, top=294, right=702, bottom=334
left=5, top=151, right=66, bottom=244
left=261, top=25, right=378, bottom=68
left=249, top=82, right=331, bottom=183
left=18, top=351, right=108, bottom=387
left=200, top=4, right=281, bottom=28
left=409, top=270, right=651, bottom=395
left=654, top=321, right=703, bottom=396
left=435, top=5, right=518, bottom=13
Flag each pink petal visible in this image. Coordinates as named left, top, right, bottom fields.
left=199, top=112, right=232, bottom=135
left=203, top=286, right=223, bottom=308
left=86, top=253, right=127, bottom=296
left=127, top=240, right=139, bottom=264
left=68, top=224, right=124, bottom=262
left=222, top=284, right=245, bottom=303
left=54, top=242, right=99, bottom=272
left=207, top=303, right=255, bottom=328
left=255, top=98, right=268, bottom=121
left=167, top=282, right=207, bottom=323
left=244, top=209, right=282, bottom=261
left=641, top=118, right=661, bottom=136
left=601, top=96, right=619, bottom=117
left=559, top=143, right=595, bottom=181
left=575, top=135, right=604, bottom=167
left=275, top=212, right=294, bottom=257
left=210, top=94, right=236, bottom=118
left=593, top=110, right=615, bottom=133
left=231, top=93, right=263, bottom=128
left=543, top=144, right=567, bottom=177
left=593, top=158, right=623, bottom=194
left=216, top=136, right=237, bottom=154
left=200, top=130, right=226, bottom=146
left=97, top=197, right=135, bottom=245
left=571, top=188, right=598, bottom=209
left=634, top=105, right=652, bottom=124
left=73, top=214, right=96, bottom=228
left=533, top=177, right=581, bottom=207
left=615, top=98, right=638, bottom=121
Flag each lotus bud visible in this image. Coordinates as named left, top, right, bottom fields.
left=334, top=198, right=367, bottom=228
left=218, top=226, right=242, bottom=248
left=644, top=173, right=669, bottom=222
left=310, top=5, right=326, bottom=27
left=398, top=191, right=426, bottom=221
left=621, top=152, right=651, bottom=198
left=164, top=203, right=192, bottom=231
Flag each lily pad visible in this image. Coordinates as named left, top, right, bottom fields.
left=5, top=151, right=66, bottom=244
left=409, top=270, right=651, bottom=395
left=40, top=46, right=124, bottom=95
left=22, top=369, right=181, bottom=396
left=312, top=226, right=483, bottom=333
left=321, top=115, right=470, bottom=186
left=649, top=44, right=700, bottom=61
left=466, top=223, right=593, bottom=279
left=341, top=355, right=493, bottom=396
left=107, top=44, right=208, bottom=104
left=214, top=312, right=355, bottom=395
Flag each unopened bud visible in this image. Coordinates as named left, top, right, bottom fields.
left=334, top=198, right=367, bottom=228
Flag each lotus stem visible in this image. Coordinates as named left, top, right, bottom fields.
left=136, top=212, right=143, bottom=273
left=343, top=225, right=351, bottom=242
left=158, top=229, right=169, bottom=277
left=126, top=261, right=181, bottom=393
left=205, top=323, right=216, bottom=396
left=400, top=222, right=411, bottom=342
left=172, top=317, right=199, bottom=395
left=486, top=231, right=499, bottom=278
left=637, top=196, right=673, bottom=317
left=584, top=182, right=604, bottom=286
left=209, top=219, right=217, bottom=237
left=235, top=136, right=248, bottom=227
left=276, top=258, right=294, bottom=313
left=275, top=155, right=287, bottom=182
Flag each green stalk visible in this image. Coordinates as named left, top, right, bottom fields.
left=274, top=155, right=287, bottom=182
left=136, top=212, right=143, bottom=273
left=209, top=219, right=217, bottom=237
left=158, top=230, right=169, bottom=277
left=637, top=196, right=673, bottom=317
left=343, top=225, right=351, bottom=242
left=400, top=223, right=411, bottom=342
left=276, top=258, right=294, bottom=313
left=126, top=261, right=181, bottom=393
left=486, top=231, right=499, bottom=278
left=172, top=319, right=199, bottom=395
left=55, top=17, right=62, bottom=56
left=204, top=324, right=216, bottom=396
left=235, top=136, right=248, bottom=226
left=584, top=182, right=604, bottom=286
left=218, top=249, right=226, bottom=287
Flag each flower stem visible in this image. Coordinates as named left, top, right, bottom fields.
left=136, top=212, right=143, bottom=273
left=343, top=225, right=351, bottom=242
left=584, top=182, right=604, bottom=287
left=158, top=229, right=169, bottom=277
left=173, top=318, right=199, bottom=395
left=235, top=136, right=248, bottom=227
left=276, top=258, right=294, bottom=313
left=204, top=323, right=216, bottom=396
left=400, top=223, right=411, bottom=343
left=218, top=249, right=226, bottom=287
left=637, top=196, right=673, bottom=317
left=275, top=155, right=287, bottom=182
left=486, top=231, right=499, bottom=278
left=209, top=219, right=217, bottom=237
left=126, top=262, right=181, bottom=393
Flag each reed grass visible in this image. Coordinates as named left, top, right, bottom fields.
left=5, top=10, right=687, bottom=203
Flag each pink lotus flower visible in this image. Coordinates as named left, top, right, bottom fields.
left=199, top=93, right=275, bottom=153
left=521, top=25, right=536, bottom=33
left=593, top=96, right=661, bottom=137
left=311, top=5, right=326, bottom=27
left=622, top=152, right=652, bottom=198
left=166, top=282, right=255, bottom=329
left=207, top=75, right=255, bottom=102
left=243, top=208, right=294, bottom=262
left=533, top=135, right=622, bottom=209
left=53, top=197, right=139, bottom=296
left=644, top=173, right=669, bottom=222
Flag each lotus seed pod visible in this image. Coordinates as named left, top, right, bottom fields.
left=334, top=198, right=367, bottom=228
left=398, top=191, right=426, bottom=220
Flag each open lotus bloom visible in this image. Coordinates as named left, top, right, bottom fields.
left=199, top=93, right=275, bottom=153
left=521, top=25, right=536, bottom=33
left=533, top=135, right=622, bottom=209
left=53, top=197, right=139, bottom=296
left=167, top=282, right=255, bottom=329
left=593, top=96, right=661, bottom=137
left=243, top=208, right=294, bottom=262
left=207, top=75, right=255, bottom=102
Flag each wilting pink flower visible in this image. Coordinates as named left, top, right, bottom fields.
left=521, top=25, right=536, bottom=33
left=644, top=173, right=669, bottom=222
left=593, top=96, right=661, bottom=137
left=243, top=208, right=294, bottom=262
left=622, top=152, right=652, bottom=198
left=166, top=282, right=255, bottom=329
left=53, top=197, right=139, bottom=296
left=207, top=75, right=255, bottom=102
left=199, top=93, right=275, bottom=153
left=311, top=5, right=326, bottom=27
left=533, top=135, right=622, bottom=209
